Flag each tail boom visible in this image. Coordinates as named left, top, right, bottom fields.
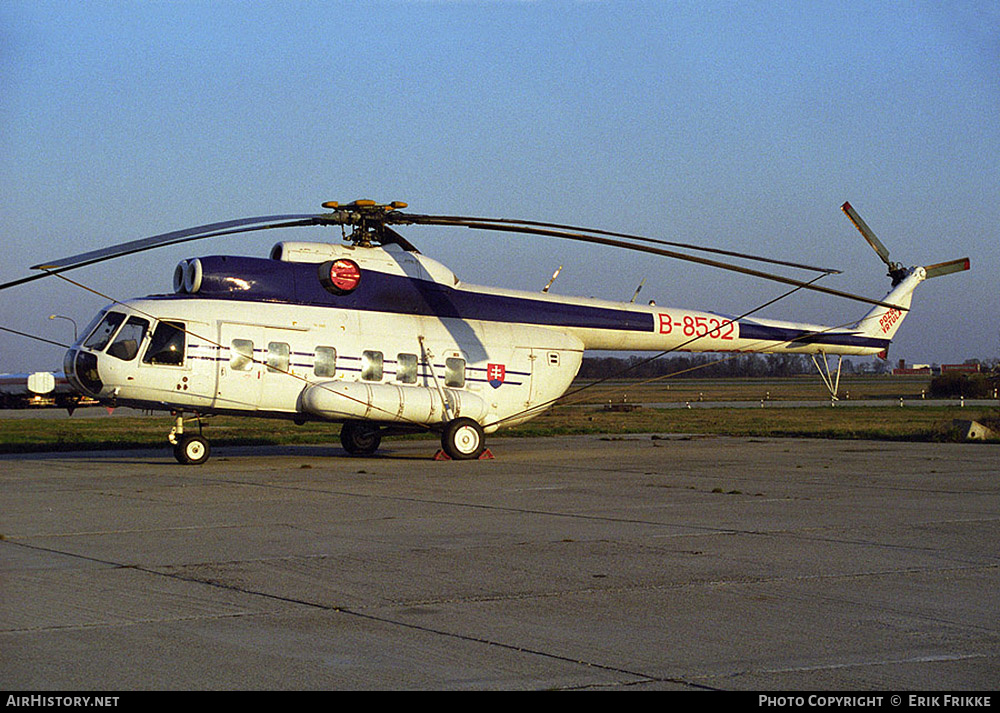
left=563, top=268, right=932, bottom=357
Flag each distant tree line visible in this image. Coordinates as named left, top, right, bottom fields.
left=930, top=371, right=999, bottom=399
left=579, top=353, right=830, bottom=380
left=580, top=354, right=1000, bottom=382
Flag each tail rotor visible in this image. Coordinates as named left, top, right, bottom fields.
left=841, top=201, right=969, bottom=285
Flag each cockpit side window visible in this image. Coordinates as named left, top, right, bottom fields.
left=142, top=321, right=186, bottom=366
left=83, top=312, right=126, bottom=351
left=106, top=317, right=150, bottom=361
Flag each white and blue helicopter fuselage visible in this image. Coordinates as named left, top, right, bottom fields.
left=62, top=240, right=924, bottom=462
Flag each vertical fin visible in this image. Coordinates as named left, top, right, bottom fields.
left=854, top=268, right=924, bottom=340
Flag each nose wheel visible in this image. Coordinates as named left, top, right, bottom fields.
left=169, top=412, right=211, bottom=465
left=173, top=433, right=211, bottom=465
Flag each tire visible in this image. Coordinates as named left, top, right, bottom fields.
left=340, top=421, right=382, bottom=455
left=441, top=417, right=486, bottom=460
left=174, top=434, right=211, bottom=465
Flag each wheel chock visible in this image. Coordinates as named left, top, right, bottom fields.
left=432, top=449, right=496, bottom=461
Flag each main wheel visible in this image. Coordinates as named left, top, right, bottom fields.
left=340, top=421, right=382, bottom=455
left=174, top=434, right=211, bottom=465
left=441, top=417, right=486, bottom=460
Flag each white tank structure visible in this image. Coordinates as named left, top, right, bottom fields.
left=301, top=381, right=488, bottom=425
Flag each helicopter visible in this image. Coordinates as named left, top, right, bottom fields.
left=0, top=199, right=969, bottom=463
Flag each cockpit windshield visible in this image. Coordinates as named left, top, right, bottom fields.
left=106, top=316, right=150, bottom=361
left=83, top=311, right=126, bottom=351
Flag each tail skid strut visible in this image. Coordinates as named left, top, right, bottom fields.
left=812, top=352, right=843, bottom=401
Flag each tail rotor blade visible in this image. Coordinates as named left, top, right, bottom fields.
left=841, top=201, right=893, bottom=267
left=924, top=257, right=970, bottom=279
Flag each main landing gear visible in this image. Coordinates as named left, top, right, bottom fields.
left=439, top=417, right=486, bottom=460
left=339, top=420, right=383, bottom=455
left=338, top=417, right=489, bottom=460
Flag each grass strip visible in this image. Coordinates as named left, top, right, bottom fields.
left=0, top=404, right=996, bottom=454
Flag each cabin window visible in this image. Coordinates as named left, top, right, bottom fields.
left=84, top=311, right=126, bottom=351
left=266, top=342, right=290, bottom=373
left=142, top=321, right=186, bottom=366
left=229, top=339, right=255, bottom=371
left=106, top=317, right=150, bottom=361
left=445, top=357, right=466, bottom=388
left=361, top=350, right=383, bottom=381
left=396, top=353, right=417, bottom=384
left=314, top=346, right=337, bottom=377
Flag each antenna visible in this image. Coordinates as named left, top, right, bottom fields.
left=542, top=265, right=562, bottom=293
left=629, top=278, right=646, bottom=303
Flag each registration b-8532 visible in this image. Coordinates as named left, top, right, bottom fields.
left=658, top=312, right=736, bottom=340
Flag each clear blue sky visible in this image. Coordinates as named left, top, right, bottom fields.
left=2, top=0, right=997, bottom=372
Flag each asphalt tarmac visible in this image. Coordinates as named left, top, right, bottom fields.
left=1, top=434, right=997, bottom=690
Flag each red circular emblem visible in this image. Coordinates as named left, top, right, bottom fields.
left=320, top=258, right=361, bottom=295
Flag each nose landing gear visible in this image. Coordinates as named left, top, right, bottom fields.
left=169, top=412, right=211, bottom=465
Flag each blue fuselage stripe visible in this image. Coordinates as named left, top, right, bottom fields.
left=173, top=256, right=653, bottom=332
left=738, top=323, right=890, bottom=350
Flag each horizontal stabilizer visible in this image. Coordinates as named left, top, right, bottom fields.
left=924, top=257, right=970, bottom=279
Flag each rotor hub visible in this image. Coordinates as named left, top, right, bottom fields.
left=315, top=200, right=410, bottom=246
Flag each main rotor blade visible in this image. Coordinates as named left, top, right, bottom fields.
left=394, top=213, right=841, bottom=274
left=841, top=202, right=892, bottom=266
left=0, top=215, right=322, bottom=294
left=32, top=214, right=320, bottom=271
left=393, top=214, right=906, bottom=311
